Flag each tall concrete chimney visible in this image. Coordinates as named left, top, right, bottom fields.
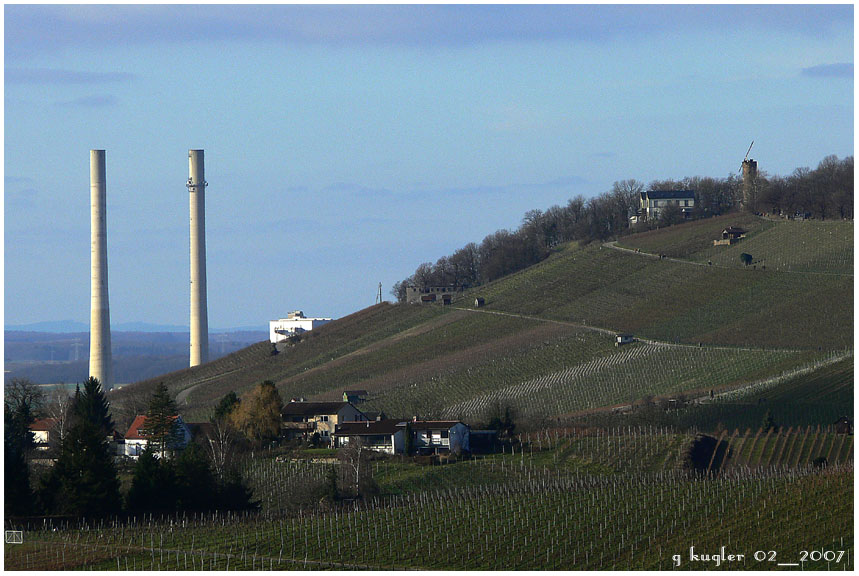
left=89, top=150, right=113, bottom=389
left=187, top=149, right=209, bottom=366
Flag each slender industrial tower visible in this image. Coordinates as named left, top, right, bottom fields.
left=187, top=149, right=209, bottom=366
left=89, top=149, right=113, bottom=389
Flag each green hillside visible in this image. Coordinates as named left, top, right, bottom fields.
left=470, top=240, right=851, bottom=349
left=112, top=212, right=852, bottom=430
left=618, top=213, right=853, bottom=274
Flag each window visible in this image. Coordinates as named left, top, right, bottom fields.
left=441, top=430, right=449, bottom=439
left=320, top=415, right=329, bottom=422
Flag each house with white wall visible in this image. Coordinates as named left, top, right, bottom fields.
left=333, top=419, right=405, bottom=454
left=29, top=417, right=58, bottom=450
left=638, top=190, right=696, bottom=221
left=123, top=414, right=192, bottom=458
left=269, top=311, right=332, bottom=343
left=403, top=420, right=470, bottom=454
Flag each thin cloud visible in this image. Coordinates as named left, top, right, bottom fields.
left=6, top=67, right=133, bottom=85
left=801, top=63, right=853, bottom=78
left=6, top=5, right=852, bottom=58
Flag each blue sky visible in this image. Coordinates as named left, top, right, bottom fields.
left=4, top=4, right=853, bottom=329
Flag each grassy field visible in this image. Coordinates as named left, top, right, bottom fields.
left=469, top=242, right=851, bottom=350
left=618, top=214, right=853, bottom=274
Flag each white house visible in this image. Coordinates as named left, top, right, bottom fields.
left=29, top=417, right=58, bottom=450
left=269, top=311, right=332, bottom=343
left=333, top=419, right=406, bottom=454
left=404, top=420, right=470, bottom=454
left=639, top=190, right=696, bottom=221
left=123, top=414, right=192, bottom=459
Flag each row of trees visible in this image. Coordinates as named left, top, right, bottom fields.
left=4, top=377, right=257, bottom=518
left=754, top=155, right=853, bottom=219
left=392, top=155, right=852, bottom=301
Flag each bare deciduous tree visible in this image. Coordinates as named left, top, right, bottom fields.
left=205, top=418, right=238, bottom=482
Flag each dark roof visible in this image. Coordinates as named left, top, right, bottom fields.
left=723, top=226, right=746, bottom=234
left=335, top=419, right=405, bottom=436
left=645, top=190, right=695, bottom=199
left=186, top=422, right=215, bottom=438
left=403, top=420, right=467, bottom=431
left=30, top=417, right=58, bottom=432
left=281, top=401, right=354, bottom=417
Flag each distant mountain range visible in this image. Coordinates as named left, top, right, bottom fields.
left=5, top=321, right=266, bottom=333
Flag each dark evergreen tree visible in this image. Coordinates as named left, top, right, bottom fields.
left=47, top=418, right=122, bottom=516
left=126, top=448, right=177, bottom=513
left=213, top=391, right=240, bottom=421
left=321, top=465, right=339, bottom=502
left=73, top=377, right=114, bottom=436
left=215, top=469, right=259, bottom=511
left=173, top=443, right=216, bottom=511
left=144, top=383, right=183, bottom=458
left=4, top=402, right=34, bottom=516
left=37, top=378, right=121, bottom=517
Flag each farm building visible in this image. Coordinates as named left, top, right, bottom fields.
left=638, top=190, right=696, bottom=221
left=281, top=400, right=367, bottom=443
left=333, top=419, right=406, bottom=454
left=714, top=226, right=747, bottom=246
left=269, top=311, right=332, bottom=343
left=405, top=419, right=470, bottom=454
left=615, top=333, right=635, bottom=346
left=406, top=285, right=463, bottom=304
left=123, top=414, right=192, bottom=459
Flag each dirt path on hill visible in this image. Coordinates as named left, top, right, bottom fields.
left=453, top=306, right=801, bottom=354
left=603, top=239, right=853, bottom=277
left=603, top=240, right=712, bottom=267
left=175, top=367, right=244, bottom=405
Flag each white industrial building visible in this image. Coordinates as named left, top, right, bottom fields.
left=269, top=311, right=332, bottom=343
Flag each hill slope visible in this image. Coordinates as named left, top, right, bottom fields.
left=113, top=213, right=852, bottom=428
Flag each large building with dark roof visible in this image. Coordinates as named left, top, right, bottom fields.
left=281, top=400, right=366, bottom=442
left=639, top=190, right=696, bottom=221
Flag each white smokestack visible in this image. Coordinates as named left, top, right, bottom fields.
left=89, top=149, right=112, bottom=389
left=187, top=149, right=209, bottom=366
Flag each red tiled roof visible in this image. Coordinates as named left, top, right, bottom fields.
left=125, top=414, right=181, bottom=440
left=29, top=417, right=58, bottom=432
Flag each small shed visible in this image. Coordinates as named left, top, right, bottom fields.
left=722, top=226, right=746, bottom=240
left=714, top=226, right=747, bottom=246
left=615, top=333, right=635, bottom=346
